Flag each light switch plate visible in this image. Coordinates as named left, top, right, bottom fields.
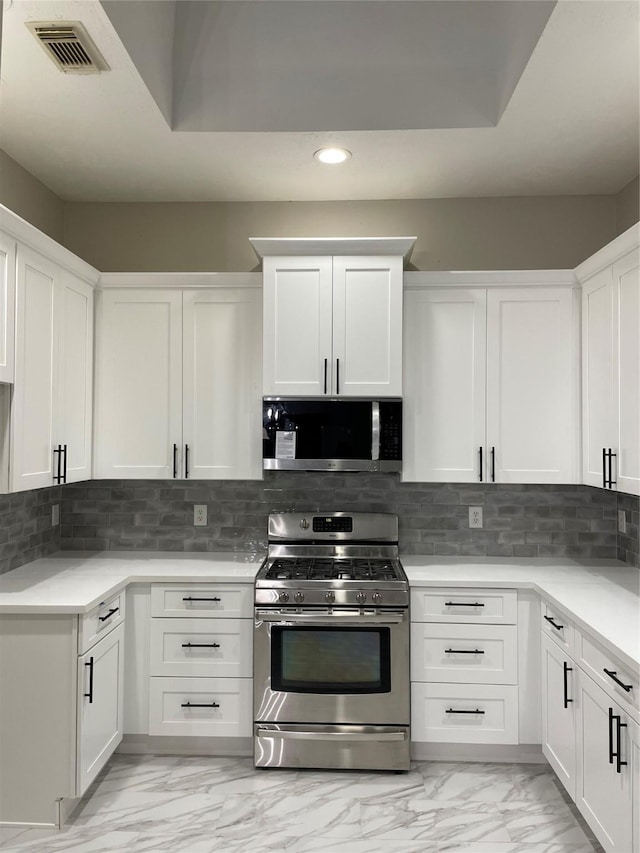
left=194, top=504, right=207, bottom=526
left=469, top=507, right=483, bottom=528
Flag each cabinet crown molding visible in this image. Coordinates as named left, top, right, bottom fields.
left=575, top=222, right=640, bottom=283
left=249, top=236, right=416, bottom=263
left=403, top=269, right=578, bottom=288
left=99, top=272, right=261, bottom=288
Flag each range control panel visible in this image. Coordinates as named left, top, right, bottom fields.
left=312, top=516, right=353, bottom=533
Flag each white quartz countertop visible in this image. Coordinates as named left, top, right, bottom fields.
left=1, top=551, right=638, bottom=672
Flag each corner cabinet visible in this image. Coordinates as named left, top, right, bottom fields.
left=403, top=274, right=579, bottom=483
left=253, top=237, right=415, bottom=397
left=578, top=223, right=640, bottom=496
left=94, top=277, right=262, bottom=480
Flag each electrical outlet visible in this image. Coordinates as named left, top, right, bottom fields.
left=51, top=504, right=60, bottom=527
left=618, top=510, right=627, bottom=534
left=469, top=506, right=483, bottom=529
left=194, top=504, right=207, bottom=526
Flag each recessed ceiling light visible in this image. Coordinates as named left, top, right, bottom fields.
left=314, top=147, right=352, bottom=165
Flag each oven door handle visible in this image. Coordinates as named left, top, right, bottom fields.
left=255, top=610, right=406, bottom=625
left=256, top=729, right=407, bottom=742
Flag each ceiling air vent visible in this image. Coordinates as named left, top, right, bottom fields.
left=26, top=21, right=109, bottom=74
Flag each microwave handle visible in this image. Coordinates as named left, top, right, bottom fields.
left=371, top=402, right=380, bottom=461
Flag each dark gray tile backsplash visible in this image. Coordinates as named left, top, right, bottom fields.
left=617, top=492, right=640, bottom=568
left=0, top=486, right=62, bottom=576
left=53, top=473, right=636, bottom=564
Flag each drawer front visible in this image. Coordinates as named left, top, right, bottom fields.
left=150, top=584, right=253, bottom=618
left=540, top=599, right=574, bottom=655
left=576, top=629, right=639, bottom=716
left=149, top=677, right=252, bottom=737
left=411, top=588, right=517, bottom=624
left=149, top=618, right=252, bottom=678
left=79, top=591, right=125, bottom=654
left=411, top=623, right=518, bottom=684
left=411, top=682, right=519, bottom=744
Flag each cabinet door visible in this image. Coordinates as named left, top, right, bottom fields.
left=575, top=671, right=634, bottom=853
left=11, top=245, right=58, bottom=491
left=76, top=622, right=124, bottom=796
left=56, top=271, right=93, bottom=484
left=0, top=232, right=15, bottom=384
left=332, top=256, right=403, bottom=396
left=95, top=289, right=182, bottom=478
left=582, top=269, right=615, bottom=489
left=262, top=256, right=332, bottom=395
left=541, top=634, right=576, bottom=798
left=182, top=288, right=262, bottom=479
left=487, top=288, right=578, bottom=483
left=613, top=249, right=640, bottom=496
left=403, top=288, right=486, bottom=482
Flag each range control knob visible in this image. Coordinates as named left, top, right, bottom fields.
left=325, top=591, right=335, bottom=603
left=299, top=518, right=309, bottom=530
left=356, top=591, right=367, bottom=604
left=372, top=592, right=382, bottom=604
left=278, top=591, right=290, bottom=603
left=294, top=591, right=305, bottom=603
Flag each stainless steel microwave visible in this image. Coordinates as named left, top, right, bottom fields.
left=262, top=398, right=402, bottom=472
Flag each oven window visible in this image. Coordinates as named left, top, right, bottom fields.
left=271, top=626, right=391, bottom=694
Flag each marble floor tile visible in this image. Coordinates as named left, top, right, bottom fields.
left=436, top=845, right=599, bottom=853
left=293, top=768, right=425, bottom=800
left=0, top=828, right=140, bottom=852
left=152, top=758, right=300, bottom=796
left=360, top=799, right=511, bottom=844
left=292, top=839, right=439, bottom=853
left=91, top=755, right=181, bottom=795
left=415, top=761, right=566, bottom=804
left=498, top=802, right=594, bottom=845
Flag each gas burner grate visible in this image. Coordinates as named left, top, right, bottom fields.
left=265, top=557, right=401, bottom=581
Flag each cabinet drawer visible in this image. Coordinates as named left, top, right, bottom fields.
left=410, top=623, right=517, bottom=684
left=149, top=677, right=252, bottom=737
left=576, top=629, right=639, bottom=716
left=540, top=599, right=574, bottom=655
left=150, top=584, right=253, bottom=618
left=79, top=591, right=125, bottom=654
left=411, top=588, right=517, bottom=624
left=149, top=618, right=252, bottom=678
left=411, top=682, right=519, bottom=744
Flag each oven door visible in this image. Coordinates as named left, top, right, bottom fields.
left=254, top=608, right=409, bottom=725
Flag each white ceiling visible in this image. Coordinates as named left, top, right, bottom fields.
left=0, top=0, right=638, bottom=203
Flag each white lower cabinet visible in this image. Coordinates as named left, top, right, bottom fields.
left=148, top=583, right=253, bottom=739
left=541, top=632, right=576, bottom=797
left=575, top=669, right=638, bottom=853
left=412, top=682, right=518, bottom=744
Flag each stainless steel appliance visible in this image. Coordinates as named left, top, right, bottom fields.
left=262, top=398, right=402, bottom=472
left=254, top=512, right=410, bottom=771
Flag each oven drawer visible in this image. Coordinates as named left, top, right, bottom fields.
left=575, top=629, right=639, bottom=716
left=411, top=588, right=517, bottom=624
left=410, top=623, right=517, bottom=684
left=150, top=584, right=253, bottom=618
left=411, top=683, right=519, bottom=744
left=149, top=677, right=252, bottom=736
left=79, top=591, right=125, bottom=654
left=540, top=599, right=574, bottom=655
left=149, top=618, right=252, bottom=678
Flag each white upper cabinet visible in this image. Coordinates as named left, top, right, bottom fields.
left=0, top=231, right=16, bottom=384
left=404, top=275, right=579, bottom=484
left=95, top=279, right=262, bottom=481
left=578, top=224, right=640, bottom=496
left=257, top=238, right=414, bottom=398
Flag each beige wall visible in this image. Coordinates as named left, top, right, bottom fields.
left=0, top=150, right=64, bottom=243
left=62, top=195, right=618, bottom=272
left=615, top=175, right=640, bottom=235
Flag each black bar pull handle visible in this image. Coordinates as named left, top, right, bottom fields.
left=479, top=446, right=483, bottom=482
left=84, top=657, right=94, bottom=704
left=603, top=447, right=608, bottom=488
left=185, top=444, right=190, bottom=479
left=98, top=606, right=119, bottom=622
left=182, top=596, right=221, bottom=602
left=62, top=444, right=68, bottom=483
left=445, top=601, right=485, bottom=608
left=445, top=708, right=485, bottom=715
left=490, top=446, right=496, bottom=482
left=608, top=706, right=615, bottom=764
left=603, top=669, right=633, bottom=692
left=53, top=445, right=62, bottom=483
left=336, top=358, right=340, bottom=395
left=181, top=642, right=221, bottom=648
left=323, top=358, right=328, bottom=394
left=563, top=661, right=573, bottom=709
left=608, top=449, right=617, bottom=487
left=445, top=648, right=485, bottom=655
left=544, top=614, right=564, bottom=631
left=181, top=701, right=220, bottom=708
left=616, top=717, right=628, bottom=773
left=173, top=443, right=178, bottom=479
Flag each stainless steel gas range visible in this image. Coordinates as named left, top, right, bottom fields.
left=253, top=512, right=410, bottom=772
